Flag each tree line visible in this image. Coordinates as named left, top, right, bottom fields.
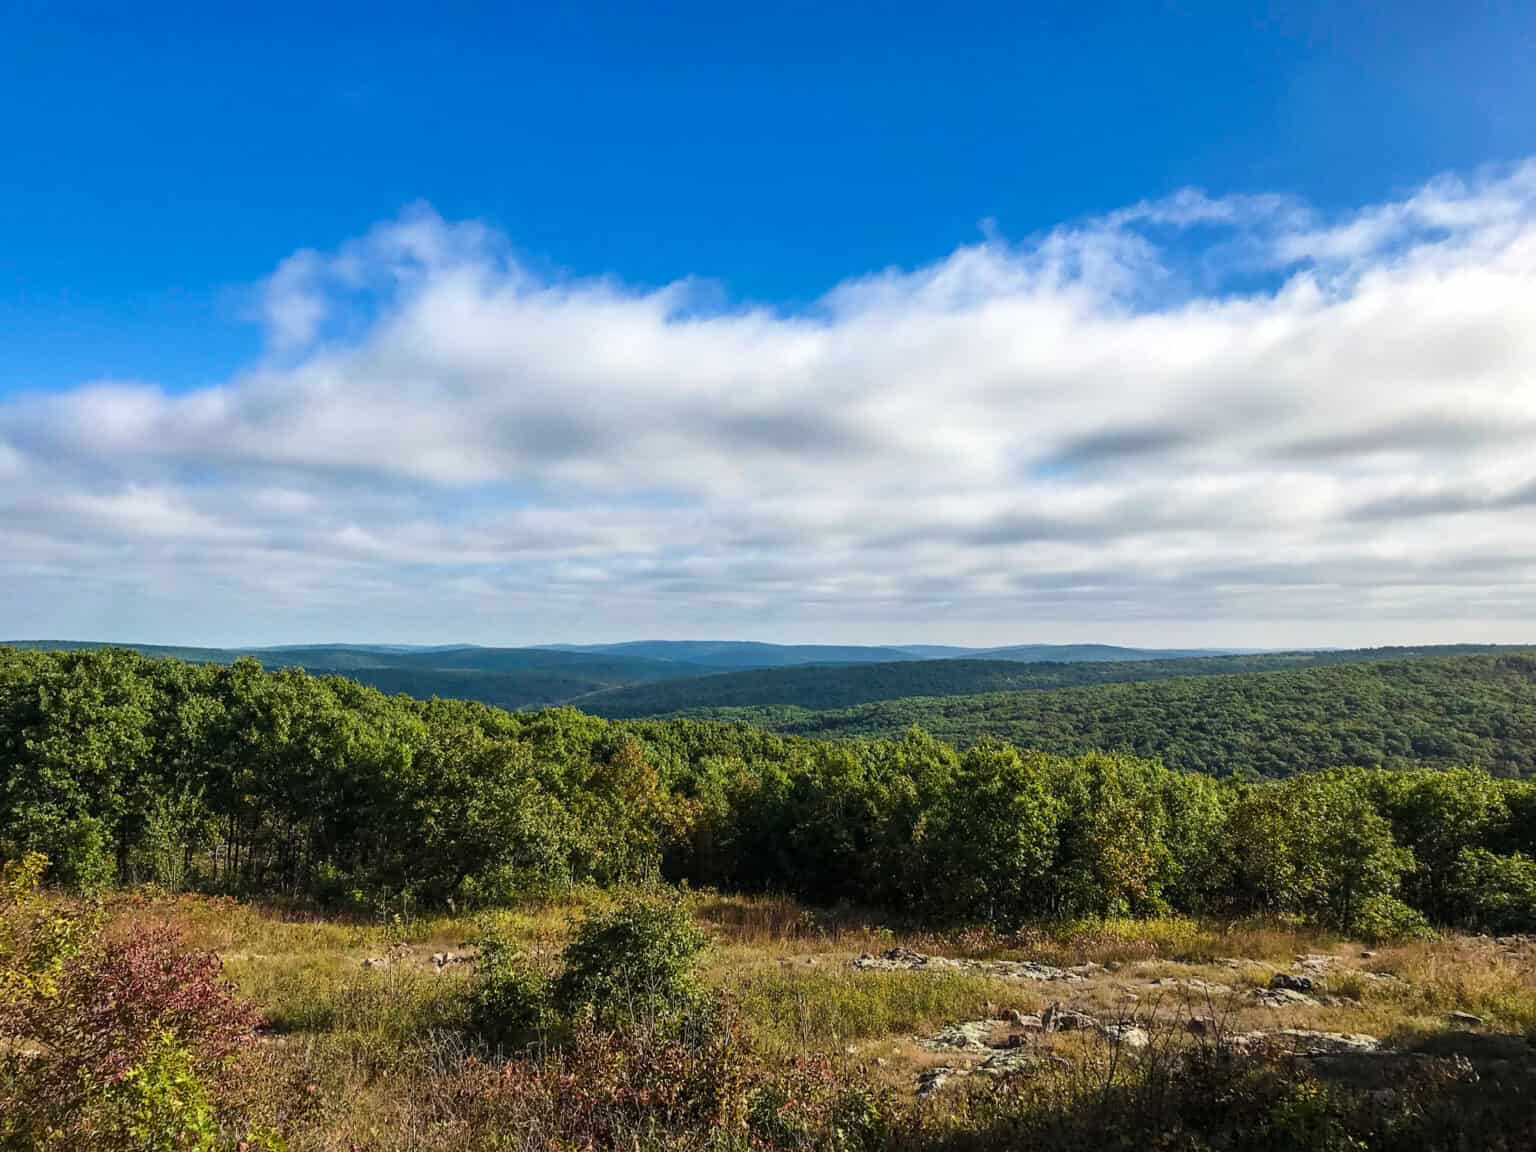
left=2, top=646, right=1534, bottom=935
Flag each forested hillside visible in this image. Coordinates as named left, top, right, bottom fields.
left=679, top=652, right=1536, bottom=778
left=6, top=641, right=716, bottom=710
left=579, top=644, right=1519, bottom=720
left=4, top=645, right=1536, bottom=936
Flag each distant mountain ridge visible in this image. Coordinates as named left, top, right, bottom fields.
left=6, top=639, right=1506, bottom=718
left=574, top=644, right=1520, bottom=719
left=541, top=640, right=1241, bottom=667
left=2, top=641, right=710, bottom=710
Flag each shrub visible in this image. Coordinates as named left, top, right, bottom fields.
left=1448, top=849, right=1536, bottom=933
left=53, top=814, right=117, bottom=895
left=468, top=925, right=551, bottom=1052
left=1350, top=893, right=1435, bottom=943
left=89, top=1028, right=220, bottom=1152
left=447, top=1010, right=894, bottom=1152
left=553, top=891, right=708, bottom=1027
left=0, top=859, right=267, bottom=1149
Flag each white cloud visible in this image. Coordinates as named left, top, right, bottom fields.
left=5, top=162, right=1536, bottom=645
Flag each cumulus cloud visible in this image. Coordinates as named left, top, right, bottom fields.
left=6, top=163, right=1536, bottom=645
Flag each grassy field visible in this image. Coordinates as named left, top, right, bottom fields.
left=89, top=889, right=1536, bottom=1151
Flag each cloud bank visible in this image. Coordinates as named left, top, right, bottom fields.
left=6, top=163, right=1536, bottom=645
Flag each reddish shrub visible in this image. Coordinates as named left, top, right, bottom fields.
left=440, top=1012, right=894, bottom=1152
left=63, top=925, right=263, bottom=1081
left=3, top=913, right=265, bottom=1147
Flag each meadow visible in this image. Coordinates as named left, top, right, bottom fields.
left=8, top=870, right=1535, bottom=1151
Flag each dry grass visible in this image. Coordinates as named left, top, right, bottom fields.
left=91, top=892, right=1536, bottom=1151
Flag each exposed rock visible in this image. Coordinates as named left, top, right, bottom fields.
left=1446, top=1011, right=1484, bottom=1027
left=919, top=1020, right=996, bottom=1052
left=1002, top=1010, right=1043, bottom=1030
left=1042, top=1003, right=1099, bottom=1032
left=1269, top=972, right=1315, bottom=993
left=1253, top=986, right=1318, bottom=1008
left=1100, top=1023, right=1150, bottom=1049
left=856, top=947, right=936, bottom=969
left=976, top=1048, right=1069, bottom=1077
left=916, top=1067, right=957, bottom=1098
left=853, top=948, right=1083, bottom=983
left=1236, top=1029, right=1380, bottom=1056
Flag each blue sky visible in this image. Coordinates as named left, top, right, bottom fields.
left=7, top=1, right=1533, bottom=391
left=4, top=2, right=1536, bottom=646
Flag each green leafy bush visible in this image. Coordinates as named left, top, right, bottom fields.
left=1350, top=893, right=1434, bottom=943
left=1449, top=849, right=1536, bottom=933
left=91, top=1028, right=219, bottom=1152
left=0, top=854, right=269, bottom=1150
left=553, top=891, right=708, bottom=1026
left=53, top=814, right=116, bottom=895
left=468, top=925, right=551, bottom=1051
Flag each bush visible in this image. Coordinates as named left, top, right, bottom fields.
left=468, top=925, right=551, bottom=1052
left=448, top=1011, right=895, bottom=1152
left=89, top=1028, right=219, bottom=1152
left=1449, top=849, right=1536, bottom=933
left=553, top=891, right=708, bottom=1027
left=0, top=856, right=267, bottom=1149
left=53, top=814, right=117, bottom=895
left=1350, top=893, right=1435, bottom=943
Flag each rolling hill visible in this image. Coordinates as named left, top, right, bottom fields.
left=3, top=641, right=712, bottom=710
left=667, top=651, right=1536, bottom=778
left=4, top=639, right=1243, bottom=712
left=574, top=644, right=1517, bottom=719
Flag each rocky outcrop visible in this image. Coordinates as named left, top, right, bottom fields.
left=1041, top=1002, right=1099, bottom=1032
left=1268, top=972, right=1316, bottom=993
left=853, top=948, right=1090, bottom=982
left=1101, top=1022, right=1150, bottom=1049
left=1234, top=1029, right=1380, bottom=1056
left=1253, top=985, right=1318, bottom=1008
left=919, top=1020, right=998, bottom=1052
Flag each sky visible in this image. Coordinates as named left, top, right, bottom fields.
left=4, top=1, right=1536, bottom=648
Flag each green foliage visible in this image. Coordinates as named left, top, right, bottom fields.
left=4, top=645, right=1536, bottom=934
left=1222, top=770, right=1415, bottom=931
left=1350, top=894, right=1435, bottom=943
left=1449, top=849, right=1536, bottom=934
left=581, top=645, right=1521, bottom=719
left=919, top=742, right=1059, bottom=922
left=0, top=856, right=268, bottom=1150
left=553, top=891, right=709, bottom=1026
left=722, top=651, right=1536, bottom=778
left=92, top=1028, right=219, bottom=1152
left=52, top=813, right=117, bottom=894
left=468, top=924, right=551, bottom=1050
